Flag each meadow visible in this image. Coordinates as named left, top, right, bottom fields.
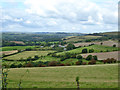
left=1, top=46, right=35, bottom=51
left=7, top=64, right=118, bottom=88
left=3, top=51, right=55, bottom=60
left=57, top=45, right=119, bottom=55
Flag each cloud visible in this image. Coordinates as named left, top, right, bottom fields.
left=0, top=0, right=118, bottom=33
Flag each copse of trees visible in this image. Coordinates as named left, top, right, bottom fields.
left=66, top=43, right=76, bottom=50
left=82, top=48, right=88, bottom=53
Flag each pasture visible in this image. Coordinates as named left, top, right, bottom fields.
left=81, top=51, right=119, bottom=60
left=7, top=64, right=118, bottom=88
left=74, top=40, right=118, bottom=47
left=1, top=46, right=35, bottom=51
left=57, top=45, right=119, bottom=55
left=3, top=51, right=55, bottom=60
left=1, top=50, right=18, bottom=55
left=64, top=35, right=102, bottom=42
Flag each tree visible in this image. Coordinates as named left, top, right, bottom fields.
left=113, top=44, right=116, bottom=47
left=86, top=55, right=92, bottom=60
left=66, top=43, right=76, bottom=50
left=89, top=49, right=94, bottom=53
left=34, top=55, right=39, bottom=60
left=100, top=42, right=103, bottom=45
left=93, top=55, right=98, bottom=60
left=76, top=55, right=83, bottom=59
left=82, top=48, right=88, bottom=53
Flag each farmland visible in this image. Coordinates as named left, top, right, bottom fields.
left=7, top=64, right=118, bottom=88
left=1, top=46, right=35, bottom=51
left=74, top=40, right=119, bottom=47
left=57, top=44, right=119, bottom=55
left=1, top=31, right=119, bottom=89
left=3, top=51, right=55, bottom=60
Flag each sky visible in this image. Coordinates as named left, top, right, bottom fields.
left=0, top=0, right=118, bottom=33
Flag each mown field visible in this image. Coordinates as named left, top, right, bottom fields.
left=3, top=51, right=55, bottom=60
left=57, top=45, right=119, bottom=55
left=7, top=64, right=118, bottom=88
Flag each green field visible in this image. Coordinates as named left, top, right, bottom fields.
left=57, top=45, right=119, bottom=55
left=1, top=46, right=35, bottom=51
left=64, top=35, right=102, bottom=42
left=3, top=51, right=55, bottom=60
left=7, top=64, right=118, bottom=88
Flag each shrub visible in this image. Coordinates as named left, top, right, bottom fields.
left=34, top=55, right=39, bottom=59
left=86, top=55, right=92, bottom=60
left=27, top=57, right=32, bottom=61
left=82, top=48, right=88, bottom=53
left=25, top=62, right=33, bottom=67
left=89, top=49, right=94, bottom=53
left=71, top=54, right=76, bottom=58
left=76, top=60, right=82, bottom=65
left=66, top=43, right=76, bottom=50
left=88, top=60, right=96, bottom=65
left=93, top=55, right=98, bottom=60
left=48, top=61, right=60, bottom=66
left=60, top=57, right=66, bottom=61
left=65, top=63, right=71, bottom=66
left=17, top=64, right=22, bottom=68
left=58, top=64, right=65, bottom=66
left=113, top=44, right=116, bottom=47
left=82, top=62, right=87, bottom=65
left=76, top=55, right=82, bottom=59
left=10, top=64, right=17, bottom=68
left=103, top=60, right=107, bottom=64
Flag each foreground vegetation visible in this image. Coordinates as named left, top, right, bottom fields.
left=7, top=64, right=118, bottom=88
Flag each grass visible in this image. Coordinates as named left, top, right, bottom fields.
left=64, top=35, right=102, bottom=42
left=7, top=64, right=118, bottom=88
left=3, top=51, right=55, bottom=60
left=1, top=46, right=35, bottom=51
left=57, top=45, right=119, bottom=55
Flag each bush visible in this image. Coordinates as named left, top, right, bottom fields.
left=82, top=48, right=88, bottom=53
left=89, top=49, right=94, bottom=53
left=58, top=64, right=65, bottom=66
left=71, top=54, right=76, bottom=58
left=76, top=60, right=82, bottom=65
left=82, top=62, right=87, bottom=65
left=48, top=61, right=60, bottom=66
left=17, top=63, right=22, bottom=68
left=60, top=57, right=66, bottom=61
left=66, top=43, right=76, bottom=50
left=76, top=55, right=82, bottom=59
left=34, top=55, right=39, bottom=59
left=88, top=60, right=96, bottom=65
left=113, top=44, right=116, bottom=47
left=65, top=63, right=71, bottom=66
left=25, top=62, right=33, bottom=67
left=10, top=64, right=17, bottom=68
left=93, top=55, right=98, bottom=60
left=86, top=55, right=92, bottom=60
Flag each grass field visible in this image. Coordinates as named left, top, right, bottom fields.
left=1, top=46, right=35, bottom=51
left=64, top=35, right=102, bottom=42
left=7, top=64, right=118, bottom=88
left=57, top=45, right=119, bottom=55
left=3, top=51, right=55, bottom=60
